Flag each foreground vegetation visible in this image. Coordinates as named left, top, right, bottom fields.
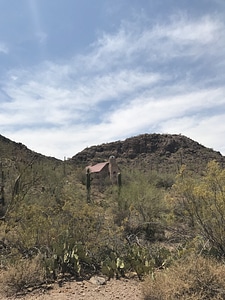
left=1, top=157, right=225, bottom=299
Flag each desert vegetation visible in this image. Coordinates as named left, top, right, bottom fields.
left=1, top=135, right=225, bottom=299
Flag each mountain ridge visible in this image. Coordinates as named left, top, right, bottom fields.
left=0, top=133, right=60, bottom=163
left=72, top=133, right=225, bottom=173
left=1, top=133, right=224, bottom=173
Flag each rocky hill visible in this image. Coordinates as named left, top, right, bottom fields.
left=72, top=133, right=225, bottom=173
left=1, top=133, right=224, bottom=174
left=0, top=134, right=59, bottom=163
left=0, top=133, right=63, bottom=186
left=0, top=134, right=64, bottom=218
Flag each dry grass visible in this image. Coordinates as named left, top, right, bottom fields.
left=143, top=254, right=225, bottom=300
left=0, top=254, right=46, bottom=297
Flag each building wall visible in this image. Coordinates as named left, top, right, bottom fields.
left=90, top=164, right=109, bottom=185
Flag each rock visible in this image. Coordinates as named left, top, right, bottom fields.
left=89, top=276, right=107, bottom=285
left=72, top=133, right=225, bottom=175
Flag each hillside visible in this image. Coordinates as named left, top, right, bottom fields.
left=0, top=134, right=68, bottom=218
left=0, top=134, right=60, bottom=163
left=1, top=133, right=224, bottom=173
left=1, top=133, right=225, bottom=299
left=72, top=133, right=225, bottom=173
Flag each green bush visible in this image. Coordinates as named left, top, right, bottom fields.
left=112, top=169, right=169, bottom=241
left=172, top=161, right=225, bottom=257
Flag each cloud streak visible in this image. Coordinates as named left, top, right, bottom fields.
left=83, top=15, right=224, bottom=70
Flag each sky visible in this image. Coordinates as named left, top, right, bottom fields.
left=0, top=0, right=225, bottom=159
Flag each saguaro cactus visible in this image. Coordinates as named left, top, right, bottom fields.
left=0, top=163, right=5, bottom=207
left=86, top=168, right=91, bottom=203
left=117, top=172, right=122, bottom=187
left=117, top=172, right=122, bottom=196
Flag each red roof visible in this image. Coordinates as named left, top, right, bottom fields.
left=86, top=162, right=109, bottom=173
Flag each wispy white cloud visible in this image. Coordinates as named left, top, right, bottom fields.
left=156, top=15, right=221, bottom=44
left=28, top=0, right=47, bottom=54
left=80, top=14, right=225, bottom=71
left=1, top=13, right=225, bottom=158
left=2, top=66, right=161, bottom=127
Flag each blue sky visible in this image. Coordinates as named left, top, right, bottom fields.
left=0, top=0, right=225, bottom=159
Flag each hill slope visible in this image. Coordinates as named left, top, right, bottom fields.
left=1, top=133, right=224, bottom=174
left=72, top=133, right=225, bottom=173
left=0, top=134, right=60, bottom=163
left=1, top=133, right=225, bottom=298
left=0, top=134, right=66, bottom=218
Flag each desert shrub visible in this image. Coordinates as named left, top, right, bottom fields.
left=111, top=169, right=169, bottom=241
left=172, top=161, right=225, bottom=257
left=143, top=254, right=225, bottom=300
left=0, top=254, right=46, bottom=297
left=0, top=161, right=175, bottom=293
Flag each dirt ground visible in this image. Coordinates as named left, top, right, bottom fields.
left=3, top=277, right=144, bottom=300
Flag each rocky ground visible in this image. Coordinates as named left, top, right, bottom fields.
left=3, top=277, right=144, bottom=300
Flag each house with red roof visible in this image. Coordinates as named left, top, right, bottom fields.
left=86, top=156, right=119, bottom=185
